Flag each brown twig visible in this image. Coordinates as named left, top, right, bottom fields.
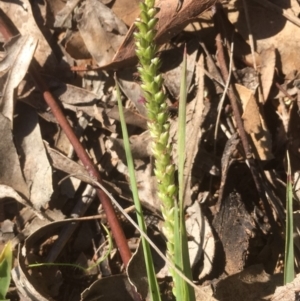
left=0, top=10, right=133, bottom=269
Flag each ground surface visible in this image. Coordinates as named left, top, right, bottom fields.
left=0, top=0, right=300, bottom=300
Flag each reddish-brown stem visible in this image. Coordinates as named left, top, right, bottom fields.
left=0, top=11, right=133, bottom=268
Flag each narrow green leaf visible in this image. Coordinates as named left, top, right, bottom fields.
left=0, top=241, right=12, bottom=300
left=284, top=151, right=294, bottom=284
left=175, top=45, right=196, bottom=301
left=115, top=75, right=161, bottom=301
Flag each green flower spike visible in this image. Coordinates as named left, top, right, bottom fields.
left=134, top=0, right=178, bottom=284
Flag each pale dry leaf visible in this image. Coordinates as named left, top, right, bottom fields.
left=237, top=83, right=274, bottom=161
left=14, top=104, right=53, bottom=210
left=54, top=0, right=81, bottom=28
left=185, top=201, right=215, bottom=280
left=0, top=0, right=57, bottom=72
left=259, top=46, right=276, bottom=102
left=0, top=113, right=29, bottom=199
left=76, top=0, right=128, bottom=66
left=0, top=35, right=37, bottom=123
left=238, top=83, right=261, bottom=135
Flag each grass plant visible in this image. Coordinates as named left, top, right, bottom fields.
left=133, top=0, right=196, bottom=299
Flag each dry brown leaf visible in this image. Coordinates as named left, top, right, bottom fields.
left=237, top=83, right=274, bottom=161
left=75, top=0, right=128, bottom=66
left=0, top=113, right=29, bottom=198
left=238, top=84, right=261, bottom=134
left=14, top=104, right=53, bottom=210
left=259, top=46, right=276, bottom=102
left=0, top=35, right=37, bottom=122
left=54, top=0, right=81, bottom=28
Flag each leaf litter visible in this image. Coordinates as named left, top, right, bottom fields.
left=1, top=0, right=300, bottom=300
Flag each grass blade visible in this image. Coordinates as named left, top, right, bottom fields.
left=174, top=45, right=196, bottom=301
left=284, top=150, right=294, bottom=284
left=0, top=241, right=12, bottom=301
left=115, top=74, right=161, bottom=301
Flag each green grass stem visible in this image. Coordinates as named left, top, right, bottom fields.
left=115, top=75, right=161, bottom=301
left=284, top=150, right=294, bottom=284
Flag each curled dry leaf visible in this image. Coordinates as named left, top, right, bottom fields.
left=0, top=35, right=37, bottom=122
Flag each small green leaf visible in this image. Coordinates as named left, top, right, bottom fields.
left=0, top=241, right=12, bottom=300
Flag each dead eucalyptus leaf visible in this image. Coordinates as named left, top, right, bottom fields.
left=54, top=0, right=81, bottom=28
left=186, top=201, right=215, bottom=280
left=75, top=0, right=128, bottom=66
left=0, top=113, right=29, bottom=199
left=237, top=84, right=274, bottom=161
left=259, top=46, right=276, bottom=102
left=14, top=104, right=53, bottom=210
left=0, top=35, right=37, bottom=122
